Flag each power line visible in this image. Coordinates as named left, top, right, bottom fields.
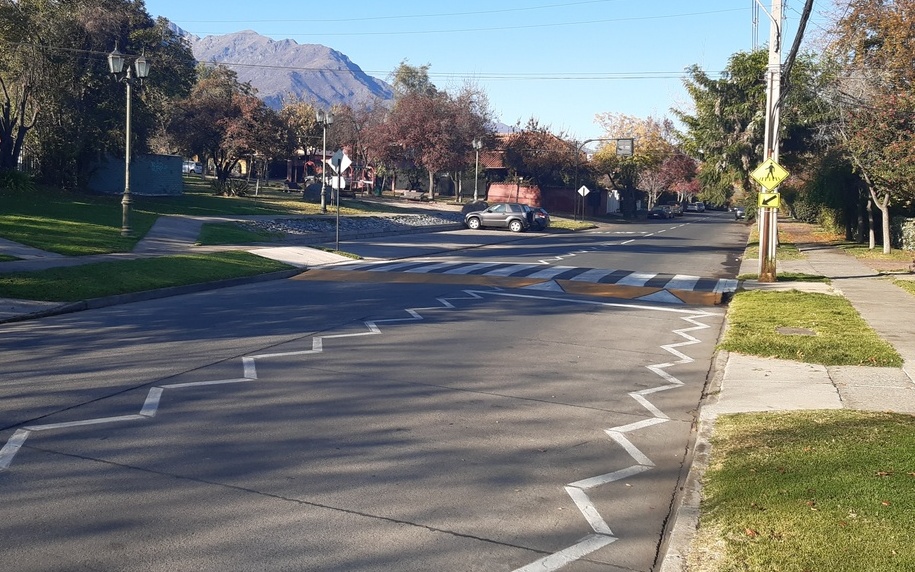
left=179, top=8, right=747, bottom=38
left=175, top=0, right=626, bottom=24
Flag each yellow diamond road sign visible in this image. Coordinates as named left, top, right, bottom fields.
left=751, top=159, right=790, bottom=191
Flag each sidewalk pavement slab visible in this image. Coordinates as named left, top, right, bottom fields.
left=0, top=237, right=66, bottom=260
left=828, top=365, right=915, bottom=414
left=702, top=353, right=843, bottom=418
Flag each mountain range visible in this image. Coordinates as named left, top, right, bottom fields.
left=177, top=28, right=394, bottom=110
left=170, top=26, right=510, bottom=131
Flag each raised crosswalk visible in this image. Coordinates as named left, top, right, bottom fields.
left=338, top=259, right=738, bottom=295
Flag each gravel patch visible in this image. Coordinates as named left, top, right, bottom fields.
left=243, top=213, right=464, bottom=235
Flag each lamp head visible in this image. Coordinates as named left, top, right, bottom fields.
left=134, top=55, right=151, bottom=78
left=108, top=48, right=125, bottom=74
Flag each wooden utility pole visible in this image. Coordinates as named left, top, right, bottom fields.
left=758, top=0, right=782, bottom=282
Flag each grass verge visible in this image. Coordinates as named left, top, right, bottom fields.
left=0, top=252, right=293, bottom=302
left=839, top=241, right=915, bottom=267
left=691, top=410, right=915, bottom=572
left=719, top=290, right=902, bottom=366
left=0, top=185, right=324, bottom=254
left=894, top=279, right=915, bottom=297
left=744, top=228, right=804, bottom=261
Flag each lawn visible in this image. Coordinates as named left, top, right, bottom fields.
left=0, top=251, right=293, bottom=302
left=894, top=279, right=915, bottom=297
left=0, top=182, right=321, bottom=254
left=691, top=410, right=915, bottom=572
left=719, top=289, right=902, bottom=366
left=0, top=182, right=593, bottom=301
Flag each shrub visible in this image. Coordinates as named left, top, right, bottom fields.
left=210, top=178, right=249, bottom=197
left=817, top=207, right=843, bottom=235
left=891, top=216, right=915, bottom=250
left=0, top=170, right=37, bottom=194
left=791, top=198, right=819, bottom=223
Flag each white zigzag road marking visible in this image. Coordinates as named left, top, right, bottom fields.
left=0, top=288, right=717, bottom=572
left=513, top=312, right=714, bottom=571
left=513, top=534, right=617, bottom=572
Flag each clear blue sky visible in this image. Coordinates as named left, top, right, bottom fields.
left=143, top=0, right=834, bottom=142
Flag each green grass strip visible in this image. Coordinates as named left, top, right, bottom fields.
left=720, top=290, right=901, bottom=366
left=894, top=279, right=915, bottom=297
left=0, top=252, right=292, bottom=302
left=694, top=410, right=915, bottom=572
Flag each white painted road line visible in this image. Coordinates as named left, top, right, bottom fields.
left=616, top=272, right=656, bottom=287
left=565, top=486, right=613, bottom=535
left=513, top=534, right=617, bottom=572
left=666, top=274, right=701, bottom=290
left=0, top=429, right=30, bottom=470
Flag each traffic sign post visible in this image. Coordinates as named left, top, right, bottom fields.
left=328, top=150, right=351, bottom=251
left=751, top=158, right=788, bottom=283
left=577, top=185, right=590, bottom=221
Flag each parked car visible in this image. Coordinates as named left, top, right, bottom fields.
left=529, top=206, right=550, bottom=230
left=685, top=201, right=706, bottom=212
left=666, top=201, right=684, bottom=216
left=648, top=204, right=673, bottom=219
left=733, top=206, right=746, bottom=220
left=182, top=160, right=203, bottom=175
left=464, top=202, right=532, bottom=232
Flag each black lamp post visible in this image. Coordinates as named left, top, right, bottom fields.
left=316, top=109, right=334, bottom=214
left=108, top=47, right=150, bottom=237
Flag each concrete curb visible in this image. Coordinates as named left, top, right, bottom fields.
left=658, top=349, right=728, bottom=571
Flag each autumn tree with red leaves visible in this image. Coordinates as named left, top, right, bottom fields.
left=169, top=65, right=282, bottom=189
left=827, top=0, right=915, bottom=252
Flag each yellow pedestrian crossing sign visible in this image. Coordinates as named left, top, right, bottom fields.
left=751, top=159, right=789, bottom=191
left=758, top=192, right=780, bottom=208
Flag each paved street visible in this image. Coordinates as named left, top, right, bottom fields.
left=1, top=213, right=741, bottom=571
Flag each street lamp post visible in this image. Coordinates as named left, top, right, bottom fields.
left=472, top=138, right=482, bottom=202
left=316, top=109, right=334, bottom=214
left=108, top=47, right=150, bottom=237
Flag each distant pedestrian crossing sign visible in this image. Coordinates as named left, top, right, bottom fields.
left=751, top=159, right=790, bottom=191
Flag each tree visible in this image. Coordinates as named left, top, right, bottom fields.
left=277, top=98, right=320, bottom=158
left=0, top=1, right=194, bottom=188
left=825, top=0, right=915, bottom=252
left=503, top=118, right=576, bottom=188
left=169, top=65, right=281, bottom=190
left=590, top=113, right=676, bottom=217
left=658, top=152, right=700, bottom=204
left=0, top=0, right=39, bottom=172
left=390, top=60, right=436, bottom=98
left=673, top=50, right=768, bottom=210
left=377, top=79, right=491, bottom=199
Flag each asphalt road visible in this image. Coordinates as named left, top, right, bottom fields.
left=0, top=212, right=743, bottom=571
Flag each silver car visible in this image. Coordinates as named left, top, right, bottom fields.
left=464, top=202, right=532, bottom=233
